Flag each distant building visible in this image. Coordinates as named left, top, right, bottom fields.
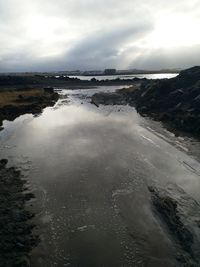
left=82, top=70, right=103, bottom=76
left=104, top=69, right=117, bottom=75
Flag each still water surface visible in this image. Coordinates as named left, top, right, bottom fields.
left=68, top=73, right=178, bottom=81
left=0, top=86, right=200, bottom=267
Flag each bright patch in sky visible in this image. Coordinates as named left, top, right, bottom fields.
left=148, top=14, right=200, bottom=48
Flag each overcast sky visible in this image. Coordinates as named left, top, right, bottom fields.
left=0, top=0, right=200, bottom=72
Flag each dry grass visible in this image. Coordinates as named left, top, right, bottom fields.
left=0, top=89, right=44, bottom=107
left=117, top=84, right=139, bottom=94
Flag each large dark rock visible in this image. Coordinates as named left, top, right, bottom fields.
left=91, top=92, right=126, bottom=106
left=123, top=66, right=200, bottom=137
left=175, top=66, right=200, bottom=88
left=90, top=66, right=200, bottom=137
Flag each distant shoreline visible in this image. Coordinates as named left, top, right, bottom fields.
left=0, top=75, right=144, bottom=90
left=0, top=69, right=181, bottom=76
left=71, top=71, right=180, bottom=77
left=0, top=72, right=178, bottom=90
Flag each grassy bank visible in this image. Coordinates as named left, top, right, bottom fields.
left=0, top=88, right=59, bottom=128
left=0, top=89, right=46, bottom=107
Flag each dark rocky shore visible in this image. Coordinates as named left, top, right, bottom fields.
left=92, top=66, right=200, bottom=138
left=0, top=75, right=145, bottom=89
left=0, top=87, right=58, bottom=265
left=0, top=159, right=39, bottom=267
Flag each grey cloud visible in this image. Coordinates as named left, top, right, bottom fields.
left=128, top=45, right=200, bottom=70
left=63, top=23, right=153, bottom=69
left=0, top=0, right=200, bottom=71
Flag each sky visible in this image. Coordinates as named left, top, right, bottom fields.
left=0, top=0, right=200, bottom=72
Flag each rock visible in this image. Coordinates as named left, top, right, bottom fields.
left=44, top=87, right=54, bottom=93
left=127, top=66, right=200, bottom=137
left=91, top=92, right=126, bottom=106
left=0, top=158, right=8, bottom=168
left=0, top=159, right=39, bottom=266
left=194, top=94, right=200, bottom=103
left=138, top=106, right=148, bottom=113
left=176, top=66, right=200, bottom=88
left=148, top=184, right=200, bottom=266
left=169, top=89, right=184, bottom=96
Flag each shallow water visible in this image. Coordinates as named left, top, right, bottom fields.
left=1, top=86, right=200, bottom=267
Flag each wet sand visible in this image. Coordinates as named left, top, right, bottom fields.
left=1, top=86, right=200, bottom=266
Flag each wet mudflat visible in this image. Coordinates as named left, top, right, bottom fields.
left=1, top=86, right=200, bottom=267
